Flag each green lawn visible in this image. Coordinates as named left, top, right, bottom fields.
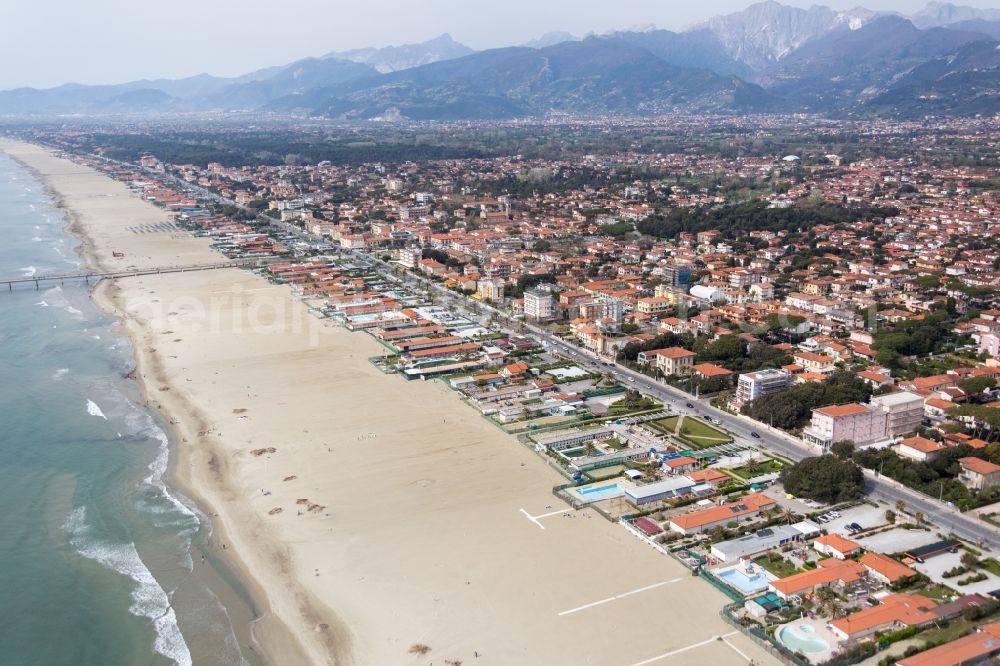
left=731, top=459, right=784, bottom=478
left=917, top=583, right=957, bottom=603
left=678, top=418, right=733, bottom=448
left=648, top=416, right=680, bottom=436
left=754, top=554, right=798, bottom=578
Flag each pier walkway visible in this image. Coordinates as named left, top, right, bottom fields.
left=3, top=256, right=280, bottom=291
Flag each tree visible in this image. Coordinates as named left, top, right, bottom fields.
left=960, top=551, right=980, bottom=569
left=885, top=509, right=896, bottom=524
left=959, top=376, right=997, bottom=398
left=831, top=440, right=855, bottom=460
left=780, top=455, right=865, bottom=504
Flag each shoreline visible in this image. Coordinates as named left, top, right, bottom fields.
left=1, top=140, right=777, bottom=666
left=0, top=144, right=327, bottom=666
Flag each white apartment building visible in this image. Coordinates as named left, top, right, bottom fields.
left=524, top=288, right=557, bottom=321
left=732, top=368, right=793, bottom=409
left=869, top=391, right=924, bottom=438
left=802, top=403, right=888, bottom=449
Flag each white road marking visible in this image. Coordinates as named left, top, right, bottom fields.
left=520, top=508, right=545, bottom=530
left=533, top=509, right=568, bottom=520
left=722, top=635, right=752, bottom=662
left=628, top=632, right=740, bottom=666
left=558, top=577, right=685, bottom=617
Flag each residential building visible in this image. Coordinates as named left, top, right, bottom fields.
left=802, top=403, right=888, bottom=448
left=813, top=534, right=862, bottom=560
left=897, top=436, right=948, bottom=462
left=524, top=288, right=557, bottom=321
left=477, top=279, right=505, bottom=303
left=896, top=620, right=1000, bottom=666
left=625, top=476, right=697, bottom=505
left=732, top=369, right=793, bottom=410
left=859, top=552, right=917, bottom=586
left=869, top=391, right=924, bottom=438
left=769, top=558, right=866, bottom=600
left=668, top=492, right=776, bottom=535
left=829, top=593, right=938, bottom=641
left=636, top=297, right=673, bottom=315
left=710, top=524, right=812, bottom=563
left=654, top=347, right=696, bottom=376
left=958, top=457, right=1000, bottom=491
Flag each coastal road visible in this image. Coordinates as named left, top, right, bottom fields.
left=85, top=157, right=1000, bottom=552
left=351, top=253, right=1000, bottom=550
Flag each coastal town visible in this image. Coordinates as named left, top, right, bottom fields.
left=9, top=113, right=1000, bottom=666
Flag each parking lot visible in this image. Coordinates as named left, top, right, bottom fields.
left=815, top=503, right=889, bottom=538
left=912, top=550, right=1000, bottom=596
left=857, top=527, right=940, bottom=555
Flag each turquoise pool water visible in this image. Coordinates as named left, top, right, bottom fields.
left=716, top=567, right=771, bottom=594
left=778, top=624, right=830, bottom=654
left=575, top=483, right=624, bottom=501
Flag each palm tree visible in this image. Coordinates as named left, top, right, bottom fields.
left=895, top=500, right=906, bottom=514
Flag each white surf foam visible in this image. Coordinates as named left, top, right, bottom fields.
left=52, top=368, right=69, bottom=380
left=20, top=265, right=37, bottom=277
left=64, top=507, right=193, bottom=666
left=86, top=399, right=107, bottom=420
left=125, top=407, right=200, bottom=527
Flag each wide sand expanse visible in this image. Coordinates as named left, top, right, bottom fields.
left=2, top=140, right=775, bottom=666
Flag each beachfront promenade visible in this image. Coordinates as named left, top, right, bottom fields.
left=0, top=256, right=280, bottom=290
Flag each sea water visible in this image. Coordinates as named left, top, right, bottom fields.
left=0, top=153, right=253, bottom=665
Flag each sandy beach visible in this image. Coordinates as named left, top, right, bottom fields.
left=1, top=140, right=775, bottom=666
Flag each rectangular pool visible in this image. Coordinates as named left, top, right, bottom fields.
left=716, top=567, right=772, bottom=595
left=574, top=483, right=624, bottom=502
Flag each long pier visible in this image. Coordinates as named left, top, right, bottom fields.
left=3, top=256, right=280, bottom=291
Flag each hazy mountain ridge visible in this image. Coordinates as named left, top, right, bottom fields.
left=324, top=34, right=474, bottom=73
left=2, top=2, right=1000, bottom=119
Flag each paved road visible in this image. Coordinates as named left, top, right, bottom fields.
left=91, top=156, right=999, bottom=551
left=351, top=252, right=1000, bottom=550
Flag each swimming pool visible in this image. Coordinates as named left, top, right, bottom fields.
left=716, top=567, right=772, bottom=595
left=777, top=624, right=830, bottom=654
left=575, top=483, right=624, bottom=502
left=561, top=446, right=605, bottom=458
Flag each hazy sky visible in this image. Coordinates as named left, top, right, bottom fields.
left=2, top=0, right=997, bottom=89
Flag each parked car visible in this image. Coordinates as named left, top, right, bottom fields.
left=686, top=403, right=694, bottom=408
left=711, top=418, right=722, bottom=425
left=703, top=415, right=712, bottom=421
left=751, top=432, right=761, bottom=439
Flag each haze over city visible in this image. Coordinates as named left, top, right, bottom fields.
left=2, top=0, right=997, bottom=88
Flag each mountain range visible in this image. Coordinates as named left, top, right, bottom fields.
left=4, top=1, right=1000, bottom=120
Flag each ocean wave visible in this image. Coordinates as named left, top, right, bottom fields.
left=20, top=265, right=37, bottom=277
left=126, top=407, right=200, bottom=528
left=86, top=399, right=107, bottom=420
left=64, top=507, right=193, bottom=666
left=52, top=368, right=69, bottom=380
left=36, top=300, right=49, bottom=307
